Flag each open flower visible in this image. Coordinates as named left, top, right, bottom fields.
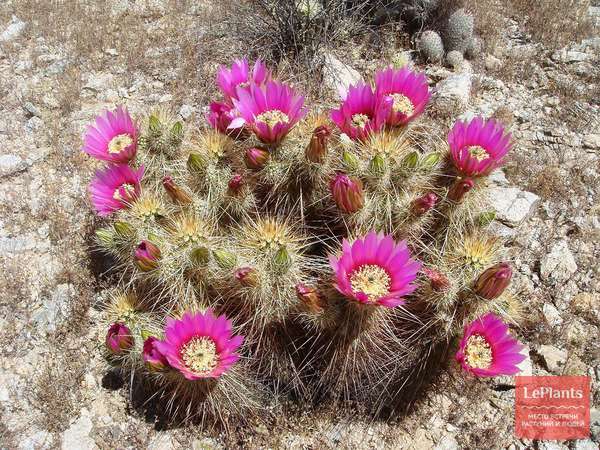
left=83, top=106, right=138, bottom=163
left=456, top=313, right=526, bottom=377
left=448, top=117, right=512, bottom=177
left=143, top=336, right=169, bottom=371
left=106, top=323, right=133, bottom=354
left=230, top=81, right=306, bottom=144
left=155, top=309, right=244, bottom=380
left=374, top=67, right=430, bottom=126
left=329, top=231, right=421, bottom=307
left=206, top=101, right=247, bottom=138
left=330, top=83, right=392, bottom=141
left=216, top=58, right=270, bottom=102
left=89, top=164, right=144, bottom=216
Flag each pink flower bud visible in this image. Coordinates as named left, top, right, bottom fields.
left=106, top=323, right=133, bottom=354
left=305, top=125, right=332, bottom=163
left=142, top=336, right=169, bottom=371
left=422, top=267, right=450, bottom=292
left=448, top=177, right=475, bottom=202
left=412, top=192, right=439, bottom=215
left=330, top=172, right=364, bottom=214
left=234, top=267, right=258, bottom=287
left=162, top=176, right=192, bottom=204
left=244, top=147, right=269, bottom=170
left=295, top=283, right=325, bottom=313
left=227, top=174, right=244, bottom=195
left=475, top=263, right=512, bottom=299
left=135, top=240, right=161, bottom=271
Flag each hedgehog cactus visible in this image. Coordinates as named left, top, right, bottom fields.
left=417, top=30, right=444, bottom=62
left=83, top=60, right=525, bottom=426
left=445, top=8, right=475, bottom=54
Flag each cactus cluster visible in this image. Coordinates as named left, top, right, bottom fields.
left=84, top=59, right=525, bottom=427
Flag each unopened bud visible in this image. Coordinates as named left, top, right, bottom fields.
left=135, top=240, right=161, bottom=272
left=234, top=267, right=259, bottom=287
left=227, top=174, right=244, bottom=195
left=191, top=247, right=210, bottom=266
left=213, top=249, right=236, bottom=269
left=106, top=323, right=133, bottom=354
left=305, top=125, right=331, bottom=163
left=422, top=267, right=450, bottom=292
left=274, top=246, right=291, bottom=269
left=448, top=177, right=475, bottom=202
left=412, top=193, right=439, bottom=215
left=162, top=176, right=192, bottom=204
left=330, top=172, right=364, bottom=214
left=96, top=228, right=115, bottom=246
left=475, top=263, right=512, bottom=299
left=114, top=221, right=135, bottom=237
left=369, top=154, right=385, bottom=174
left=296, top=283, right=325, bottom=313
left=404, top=151, right=419, bottom=168
left=244, top=147, right=269, bottom=170
left=342, top=150, right=359, bottom=171
left=187, top=153, right=205, bottom=172
left=143, top=336, right=169, bottom=372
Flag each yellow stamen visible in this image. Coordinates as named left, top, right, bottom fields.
left=468, top=145, right=490, bottom=162
left=351, top=113, right=370, bottom=129
left=108, top=134, right=133, bottom=154
left=181, top=337, right=218, bottom=375
left=256, top=110, right=290, bottom=128
left=113, top=183, right=135, bottom=201
left=465, top=334, right=493, bottom=369
left=350, top=264, right=391, bottom=302
left=389, top=93, right=414, bottom=115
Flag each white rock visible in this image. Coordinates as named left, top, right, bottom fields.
left=432, top=73, right=472, bottom=116
left=19, top=430, right=54, bottom=450
left=517, top=345, right=532, bottom=376
left=542, top=303, right=563, bottom=327
left=31, top=283, right=74, bottom=334
left=583, top=134, right=600, bottom=149
left=0, top=154, right=25, bottom=176
left=573, top=439, right=598, bottom=450
left=538, top=345, right=567, bottom=374
left=179, top=104, right=193, bottom=120
left=322, top=53, right=362, bottom=98
left=147, top=434, right=175, bottom=450
left=540, top=240, right=577, bottom=282
left=434, top=434, right=459, bottom=450
left=487, top=186, right=540, bottom=226
left=61, top=412, right=96, bottom=450
left=0, top=16, right=26, bottom=42
left=551, top=49, right=588, bottom=63
left=538, top=443, right=568, bottom=450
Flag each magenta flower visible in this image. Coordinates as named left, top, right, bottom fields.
left=216, top=58, right=270, bottom=102
left=155, top=309, right=244, bottom=380
left=230, top=81, right=307, bottom=144
left=89, top=164, right=144, bottom=216
left=456, top=313, right=526, bottom=377
left=330, top=83, right=392, bottom=141
left=330, top=172, right=364, bottom=214
left=244, top=147, right=270, bottom=169
left=329, top=231, right=422, bottom=307
left=106, top=323, right=133, bottom=354
left=135, top=240, right=161, bottom=272
left=374, top=67, right=430, bottom=126
left=448, top=117, right=512, bottom=177
left=143, top=336, right=170, bottom=371
left=82, top=106, right=138, bottom=163
left=206, top=101, right=247, bottom=138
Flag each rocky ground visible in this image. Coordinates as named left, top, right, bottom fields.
left=0, top=1, right=599, bottom=449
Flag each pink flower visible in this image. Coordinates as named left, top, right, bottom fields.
left=82, top=106, right=138, bottom=163
left=374, top=67, right=430, bottom=126
left=244, top=147, right=270, bottom=169
left=216, top=58, right=270, bottom=102
left=155, top=309, right=244, bottom=380
left=330, top=172, right=364, bottom=214
left=106, top=323, right=133, bottom=354
left=89, top=164, right=144, bottom=216
left=143, top=336, right=170, bottom=371
left=135, top=240, right=161, bottom=272
left=448, top=117, right=512, bottom=177
left=206, top=101, right=247, bottom=138
left=330, top=83, right=392, bottom=141
left=230, top=81, right=307, bottom=144
left=329, top=231, right=422, bottom=307
left=456, top=313, right=526, bottom=377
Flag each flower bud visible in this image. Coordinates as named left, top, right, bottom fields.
left=475, top=263, right=512, bottom=299
left=274, top=246, right=292, bottom=270
left=244, top=147, right=269, bottom=170
left=404, top=151, right=419, bottom=168
left=142, top=336, right=169, bottom=371
left=412, top=192, right=439, bottom=215
left=422, top=267, right=450, bottom=292
left=213, top=249, right=236, bottom=269
left=135, top=240, right=161, bottom=271
left=342, top=150, right=359, bottom=170
left=234, top=267, right=259, bottom=287
left=227, top=174, right=244, bottom=195
left=369, top=154, right=385, bottom=175
left=330, top=173, right=364, bottom=214
left=305, top=125, right=331, bottom=163
left=106, top=323, right=133, bottom=354
left=448, top=177, right=475, bottom=202
left=162, top=176, right=192, bottom=204
left=296, top=283, right=325, bottom=313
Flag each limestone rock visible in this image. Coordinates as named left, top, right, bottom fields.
left=322, top=53, right=362, bottom=98
left=540, top=240, right=577, bottom=282
left=488, top=186, right=540, bottom=226
left=432, top=73, right=472, bottom=116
